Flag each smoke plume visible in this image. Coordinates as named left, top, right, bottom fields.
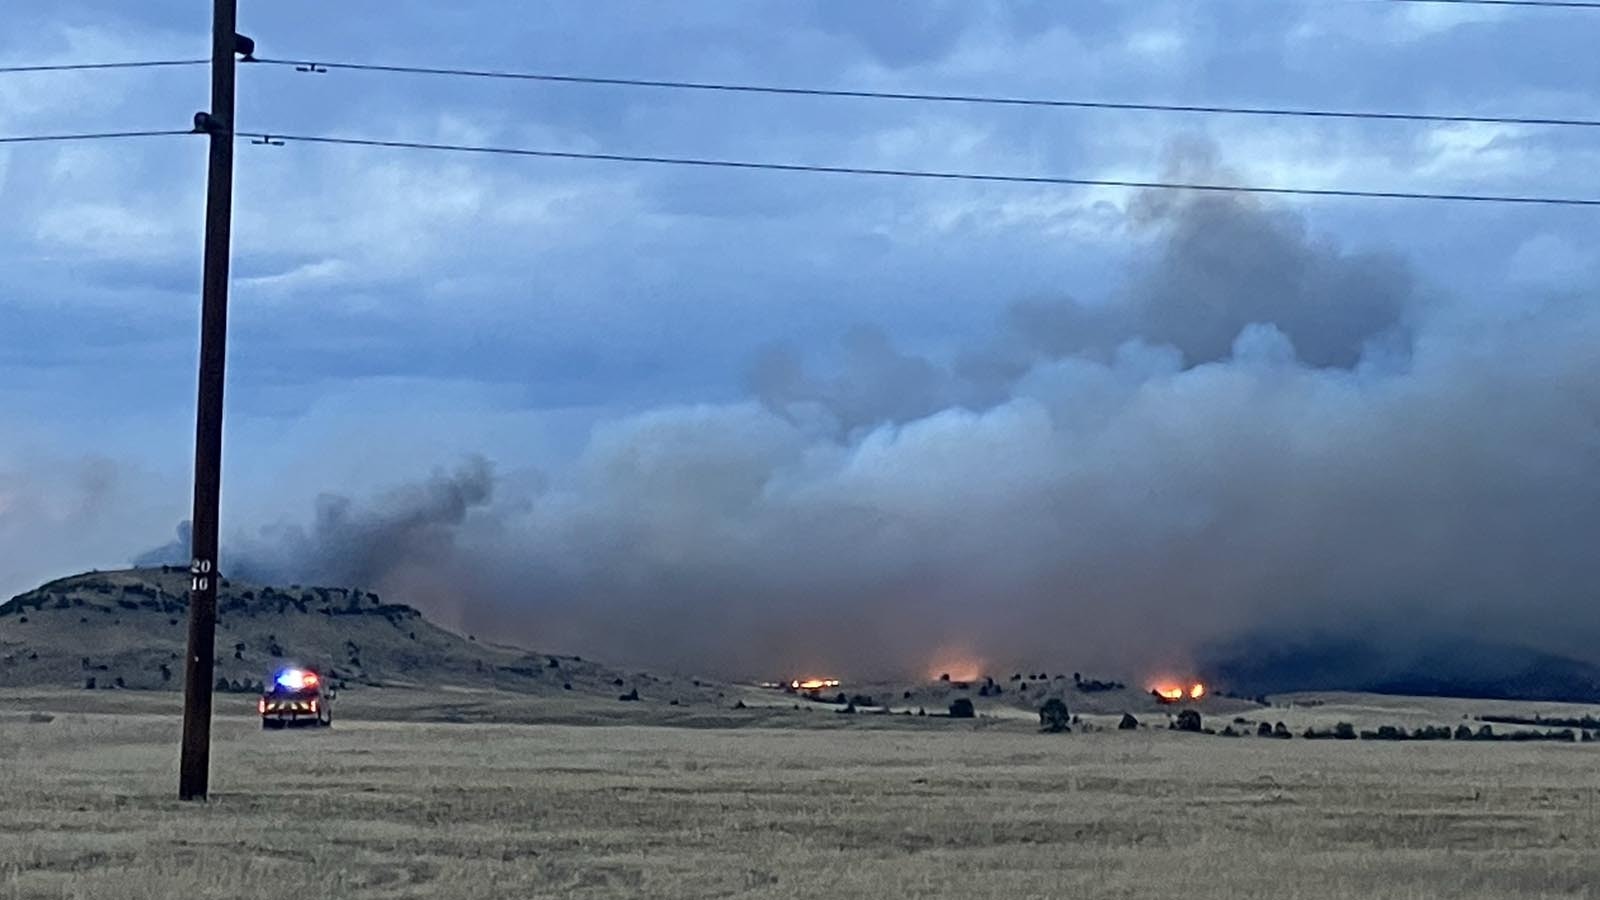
left=134, top=189, right=1600, bottom=682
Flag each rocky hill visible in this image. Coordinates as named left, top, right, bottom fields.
left=0, top=568, right=728, bottom=704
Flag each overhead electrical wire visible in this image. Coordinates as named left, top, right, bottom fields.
left=1371, top=0, right=1600, bottom=8
left=250, top=57, right=1600, bottom=132
left=0, top=59, right=207, bottom=74
left=0, top=129, right=195, bottom=145
left=234, top=130, right=1600, bottom=207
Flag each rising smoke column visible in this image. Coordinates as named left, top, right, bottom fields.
left=133, top=189, right=1600, bottom=681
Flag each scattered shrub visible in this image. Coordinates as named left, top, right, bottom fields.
left=618, top=688, right=640, bottom=702
left=948, top=698, right=975, bottom=719
left=1039, top=698, right=1071, bottom=733
left=1257, top=721, right=1273, bottom=737
left=939, top=673, right=951, bottom=682
left=1480, top=713, right=1600, bottom=731
left=733, top=700, right=747, bottom=710
left=1272, top=722, right=1292, bottom=739
left=84, top=677, right=96, bottom=690
left=1073, top=676, right=1126, bottom=694
left=1120, top=713, right=1140, bottom=731
left=1174, top=709, right=1203, bottom=733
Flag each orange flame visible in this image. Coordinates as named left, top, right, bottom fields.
left=1151, top=681, right=1207, bottom=702
left=791, top=678, right=841, bottom=691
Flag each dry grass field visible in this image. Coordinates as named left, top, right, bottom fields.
left=4, top=689, right=1600, bottom=900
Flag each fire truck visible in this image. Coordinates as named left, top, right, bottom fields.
left=258, top=668, right=334, bottom=729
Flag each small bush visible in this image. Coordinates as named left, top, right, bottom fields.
left=1120, top=713, right=1140, bottom=730
left=1272, top=722, right=1292, bottom=739
left=1039, top=698, right=1071, bottom=733
left=948, top=698, right=975, bottom=719
left=618, top=688, right=640, bottom=702
left=1334, top=722, right=1357, bottom=740
left=1257, top=721, right=1273, bottom=737
left=1174, top=709, right=1202, bottom=733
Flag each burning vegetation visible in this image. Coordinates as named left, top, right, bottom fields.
left=759, top=677, right=843, bottom=693
left=1151, top=681, right=1207, bottom=703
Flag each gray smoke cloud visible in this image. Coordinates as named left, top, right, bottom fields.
left=233, top=457, right=496, bottom=588
left=133, top=186, right=1600, bottom=682
left=136, top=458, right=495, bottom=590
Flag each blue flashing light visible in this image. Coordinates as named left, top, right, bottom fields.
left=275, top=668, right=315, bottom=690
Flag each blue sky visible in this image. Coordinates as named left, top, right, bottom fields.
left=4, top=2, right=1600, bottom=673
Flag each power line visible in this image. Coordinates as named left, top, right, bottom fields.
left=0, top=59, right=207, bottom=74
left=236, top=130, right=1600, bottom=207
left=1373, top=0, right=1600, bottom=8
left=251, top=57, right=1600, bottom=132
left=0, top=129, right=195, bottom=144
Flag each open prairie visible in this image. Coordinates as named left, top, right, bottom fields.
left=4, top=689, right=1599, bottom=900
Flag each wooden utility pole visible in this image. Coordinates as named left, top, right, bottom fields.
left=179, top=0, right=247, bottom=802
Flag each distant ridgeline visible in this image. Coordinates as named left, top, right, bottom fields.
left=0, top=567, right=421, bottom=625
left=0, top=567, right=714, bottom=703
left=1204, top=632, right=1600, bottom=704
